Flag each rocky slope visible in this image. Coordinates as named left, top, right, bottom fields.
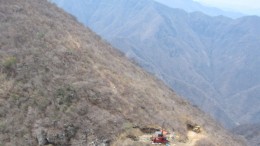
left=51, top=0, right=260, bottom=130
left=0, top=0, right=246, bottom=146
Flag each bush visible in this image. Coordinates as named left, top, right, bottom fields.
left=3, top=57, right=17, bottom=70
left=2, top=56, right=17, bottom=76
left=55, top=86, right=77, bottom=107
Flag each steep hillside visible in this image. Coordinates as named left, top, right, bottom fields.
left=0, top=0, right=246, bottom=146
left=51, top=0, right=260, bottom=129
left=233, top=124, right=260, bottom=146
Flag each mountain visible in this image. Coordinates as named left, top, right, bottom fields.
left=233, top=124, right=260, bottom=146
left=51, top=0, right=260, bottom=128
left=154, top=0, right=244, bottom=18
left=0, top=0, right=247, bottom=145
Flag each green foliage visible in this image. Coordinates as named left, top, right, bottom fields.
left=11, top=93, right=20, bottom=101
left=2, top=56, right=17, bottom=77
left=55, top=86, right=77, bottom=107
left=3, top=56, right=17, bottom=70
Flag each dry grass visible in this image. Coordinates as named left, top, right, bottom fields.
left=0, top=0, right=246, bottom=146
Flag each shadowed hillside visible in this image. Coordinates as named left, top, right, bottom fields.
left=0, top=0, right=246, bottom=146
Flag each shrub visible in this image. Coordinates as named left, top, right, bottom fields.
left=55, top=86, right=77, bottom=107
left=2, top=56, right=17, bottom=76
left=3, top=57, right=17, bottom=70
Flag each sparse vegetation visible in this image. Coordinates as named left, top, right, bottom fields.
left=3, top=57, right=16, bottom=69
left=2, top=56, right=17, bottom=76
left=0, top=0, right=246, bottom=146
left=55, top=85, right=77, bottom=106
left=10, top=93, right=20, bottom=101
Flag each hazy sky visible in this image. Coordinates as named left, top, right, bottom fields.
left=194, top=0, right=260, bottom=11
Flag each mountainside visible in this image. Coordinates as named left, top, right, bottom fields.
left=233, top=124, right=260, bottom=146
left=0, top=0, right=247, bottom=146
left=154, top=0, right=243, bottom=18
left=51, top=0, right=260, bottom=128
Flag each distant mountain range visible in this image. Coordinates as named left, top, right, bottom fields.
left=51, top=0, right=260, bottom=145
left=154, top=0, right=244, bottom=18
